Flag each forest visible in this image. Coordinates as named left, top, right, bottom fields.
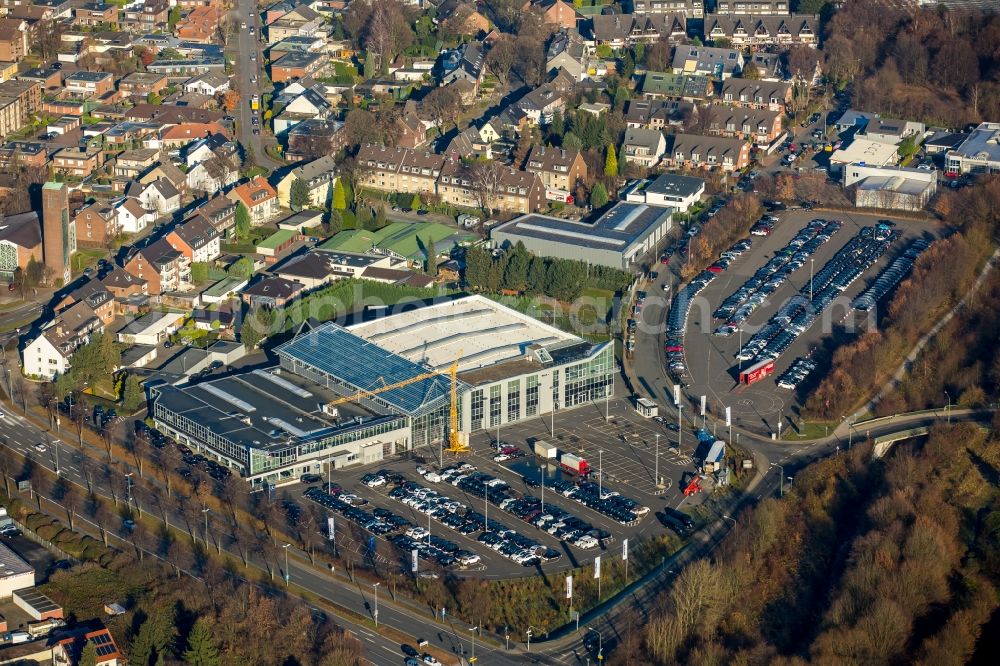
left=626, top=423, right=1000, bottom=665
left=824, top=0, right=1000, bottom=126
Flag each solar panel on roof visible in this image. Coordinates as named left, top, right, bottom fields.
left=276, top=323, right=452, bottom=415
left=96, top=644, right=116, bottom=656
left=92, top=634, right=111, bottom=645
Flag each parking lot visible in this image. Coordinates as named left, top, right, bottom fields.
left=674, top=209, right=941, bottom=433
left=282, top=395, right=710, bottom=579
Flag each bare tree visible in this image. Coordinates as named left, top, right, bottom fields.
left=422, top=85, right=463, bottom=132
left=485, top=38, right=517, bottom=86
left=61, top=482, right=82, bottom=530
left=471, top=160, right=507, bottom=215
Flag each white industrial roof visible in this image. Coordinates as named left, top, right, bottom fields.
left=348, top=295, right=580, bottom=373
left=830, top=138, right=899, bottom=166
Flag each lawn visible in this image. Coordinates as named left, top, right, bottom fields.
left=71, top=248, right=107, bottom=276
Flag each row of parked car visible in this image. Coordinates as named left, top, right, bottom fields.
left=776, top=357, right=818, bottom=390
left=738, top=224, right=897, bottom=364
left=546, top=478, right=649, bottom=526
left=665, top=269, right=718, bottom=378
left=135, top=421, right=232, bottom=481
left=391, top=530, right=480, bottom=569
left=852, top=238, right=929, bottom=312
left=455, top=470, right=602, bottom=550
left=388, top=472, right=549, bottom=567
left=714, top=219, right=842, bottom=332
left=304, top=485, right=400, bottom=536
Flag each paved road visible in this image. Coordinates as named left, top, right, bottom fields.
left=0, top=404, right=494, bottom=666
left=231, top=0, right=281, bottom=171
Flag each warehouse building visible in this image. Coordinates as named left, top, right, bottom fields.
left=491, top=202, right=673, bottom=270
left=150, top=296, right=613, bottom=487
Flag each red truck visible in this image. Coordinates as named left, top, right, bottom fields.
left=559, top=453, right=591, bottom=476
left=739, top=359, right=775, bottom=385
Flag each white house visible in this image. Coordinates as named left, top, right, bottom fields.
left=22, top=302, right=102, bottom=380
left=186, top=157, right=238, bottom=194
left=128, top=178, right=181, bottom=217
left=182, top=72, right=231, bottom=96
left=622, top=128, right=668, bottom=168
left=116, top=311, right=184, bottom=346
left=842, top=163, right=937, bottom=211
left=624, top=173, right=705, bottom=212
left=113, top=197, right=155, bottom=234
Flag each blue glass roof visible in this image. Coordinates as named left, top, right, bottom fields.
left=276, top=323, right=453, bottom=415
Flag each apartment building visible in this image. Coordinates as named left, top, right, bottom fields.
left=437, top=159, right=545, bottom=214
left=357, top=144, right=445, bottom=196
left=719, top=78, right=792, bottom=112
left=52, top=145, right=104, bottom=178
left=226, top=176, right=280, bottom=226
left=524, top=146, right=587, bottom=193
left=669, top=133, right=751, bottom=171
left=124, top=238, right=190, bottom=295
left=632, top=0, right=703, bottom=18
left=703, top=13, right=819, bottom=48
left=0, top=79, right=40, bottom=139
left=64, top=71, right=114, bottom=97
left=714, top=0, right=788, bottom=15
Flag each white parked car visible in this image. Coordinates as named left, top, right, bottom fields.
left=406, top=527, right=429, bottom=539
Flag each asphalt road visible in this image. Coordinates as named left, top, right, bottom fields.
left=0, top=404, right=494, bottom=666
left=232, top=0, right=281, bottom=171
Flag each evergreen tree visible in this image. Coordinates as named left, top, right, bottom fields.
left=614, top=86, right=629, bottom=111
left=549, top=111, right=565, bottom=142
left=545, top=260, right=585, bottom=301
left=424, top=237, right=437, bottom=275
left=183, top=618, right=220, bottom=666
left=463, top=246, right=491, bottom=289
left=122, top=374, right=146, bottom=411
left=590, top=182, right=609, bottom=209
left=563, top=132, right=583, bottom=153
left=409, top=193, right=421, bottom=210
left=604, top=143, right=618, bottom=178
left=332, top=178, right=348, bottom=210
left=289, top=178, right=311, bottom=210
left=502, top=241, right=530, bottom=292
left=234, top=203, right=251, bottom=240
left=80, top=640, right=98, bottom=666
left=374, top=205, right=387, bottom=229
left=525, top=256, right=548, bottom=295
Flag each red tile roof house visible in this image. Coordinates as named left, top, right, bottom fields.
left=226, top=176, right=280, bottom=226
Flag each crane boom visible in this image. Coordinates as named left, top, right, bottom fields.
left=324, top=354, right=469, bottom=454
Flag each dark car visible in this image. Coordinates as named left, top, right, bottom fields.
left=300, top=474, right=322, bottom=484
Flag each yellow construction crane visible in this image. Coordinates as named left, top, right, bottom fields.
left=325, top=355, right=469, bottom=454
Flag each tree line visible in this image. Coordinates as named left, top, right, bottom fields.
left=463, top=242, right=634, bottom=302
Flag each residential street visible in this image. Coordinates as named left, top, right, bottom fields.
left=232, top=0, right=282, bottom=171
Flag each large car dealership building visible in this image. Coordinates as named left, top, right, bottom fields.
left=151, top=296, right=613, bottom=487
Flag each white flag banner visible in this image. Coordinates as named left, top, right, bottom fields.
left=566, top=575, right=573, bottom=599
left=622, top=538, right=629, bottom=561
left=700, top=395, right=706, bottom=417
left=327, top=517, right=335, bottom=541
left=673, top=385, right=680, bottom=406
left=725, top=406, right=731, bottom=427
left=594, top=556, right=601, bottom=579
left=411, top=549, right=419, bottom=573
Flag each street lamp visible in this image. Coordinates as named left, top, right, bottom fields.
left=944, top=391, right=952, bottom=423
left=770, top=463, right=785, bottom=497
left=588, top=627, right=603, bottom=662
left=282, top=543, right=291, bottom=585
left=598, top=449, right=603, bottom=499
left=526, top=627, right=534, bottom=652
left=810, top=257, right=814, bottom=303
left=654, top=433, right=659, bottom=487
left=124, top=472, right=133, bottom=505
left=372, top=582, right=380, bottom=627
left=469, top=626, right=478, bottom=663
left=201, top=507, right=210, bottom=545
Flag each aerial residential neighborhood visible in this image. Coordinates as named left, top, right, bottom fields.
left=0, top=0, right=997, bottom=664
